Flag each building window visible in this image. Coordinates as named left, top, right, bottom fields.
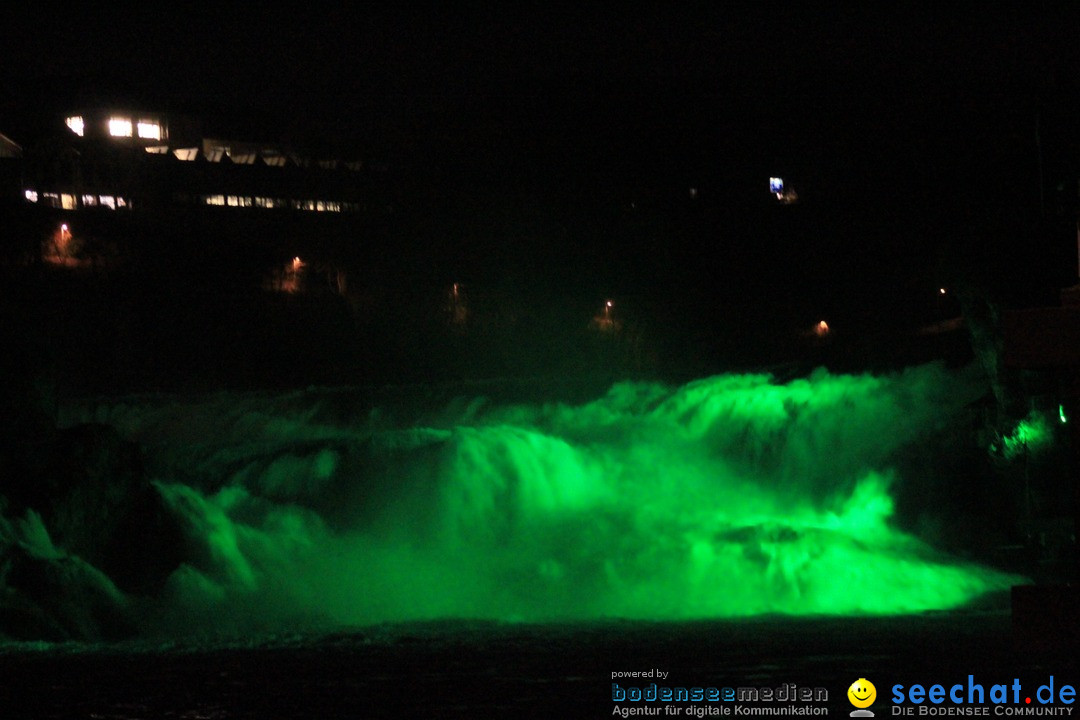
left=173, top=147, right=198, bottom=161
left=108, top=117, right=133, bottom=137
left=82, top=194, right=98, bottom=207
left=99, top=195, right=116, bottom=210
left=24, top=190, right=38, bottom=203
left=204, top=195, right=225, bottom=206
left=137, top=120, right=162, bottom=140
left=66, top=116, right=85, bottom=137
left=61, top=194, right=77, bottom=210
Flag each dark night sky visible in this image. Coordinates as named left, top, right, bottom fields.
left=5, top=6, right=1079, bottom=170
left=5, top=6, right=1080, bottom=303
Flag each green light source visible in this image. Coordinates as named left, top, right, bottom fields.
left=1060, top=404, right=1068, bottom=424
left=1001, top=413, right=1053, bottom=460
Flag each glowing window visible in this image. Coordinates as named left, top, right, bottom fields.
left=108, top=117, right=133, bottom=137
left=205, top=195, right=225, bottom=206
left=99, top=195, right=116, bottom=210
left=61, top=194, right=77, bottom=210
left=145, top=145, right=169, bottom=154
left=24, top=190, right=38, bottom=203
left=66, top=116, right=85, bottom=136
left=227, top=195, right=239, bottom=207
left=137, top=121, right=161, bottom=140
left=116, top=197, right=128, bottom=208
left=82, top=194, right=97, bottom=206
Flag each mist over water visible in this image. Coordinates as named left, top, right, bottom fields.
left=52, top=363, right=1020, bottom=638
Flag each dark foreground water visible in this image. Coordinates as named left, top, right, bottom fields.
left=1, top=610, right=1076, bottom=719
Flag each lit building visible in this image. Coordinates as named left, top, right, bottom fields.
left=19, top=106, right=376, bottom=216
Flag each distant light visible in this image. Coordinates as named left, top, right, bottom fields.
left=108, top=117, right=133, bottom=137
left=65, top=116, right=84, bottom=137
left=136, top=120, right=161, bottom=140
left=606, top=300, right=613, bottom=308
left=24, top=189, right=38, bottom=203
left=689, top=187, right=698, bottom=199
left=1060, top=404, right=1068, bottom=424
left=60, top=224, right=68, bottom=233
left=939, top=287, right=947, bottom=295
left=815, top=320, right=829, bottom=337
left=769, top=177, right=784, bottom=194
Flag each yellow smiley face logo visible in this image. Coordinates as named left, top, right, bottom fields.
left=848, top=679, right=876, bottom=708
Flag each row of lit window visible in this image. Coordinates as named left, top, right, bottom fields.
left=23, top=187, right=360, bottom=213
left=201, top=195, right=351, bottom=212
left=164, top=148, right=286, bottom=165
left=25, top=190, right=131, bottom=210
left=66, top=115, right=163, bottom=141
left=154, top=146, right=362, bottom=171
left=63, top=115, right=366, bottom=172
